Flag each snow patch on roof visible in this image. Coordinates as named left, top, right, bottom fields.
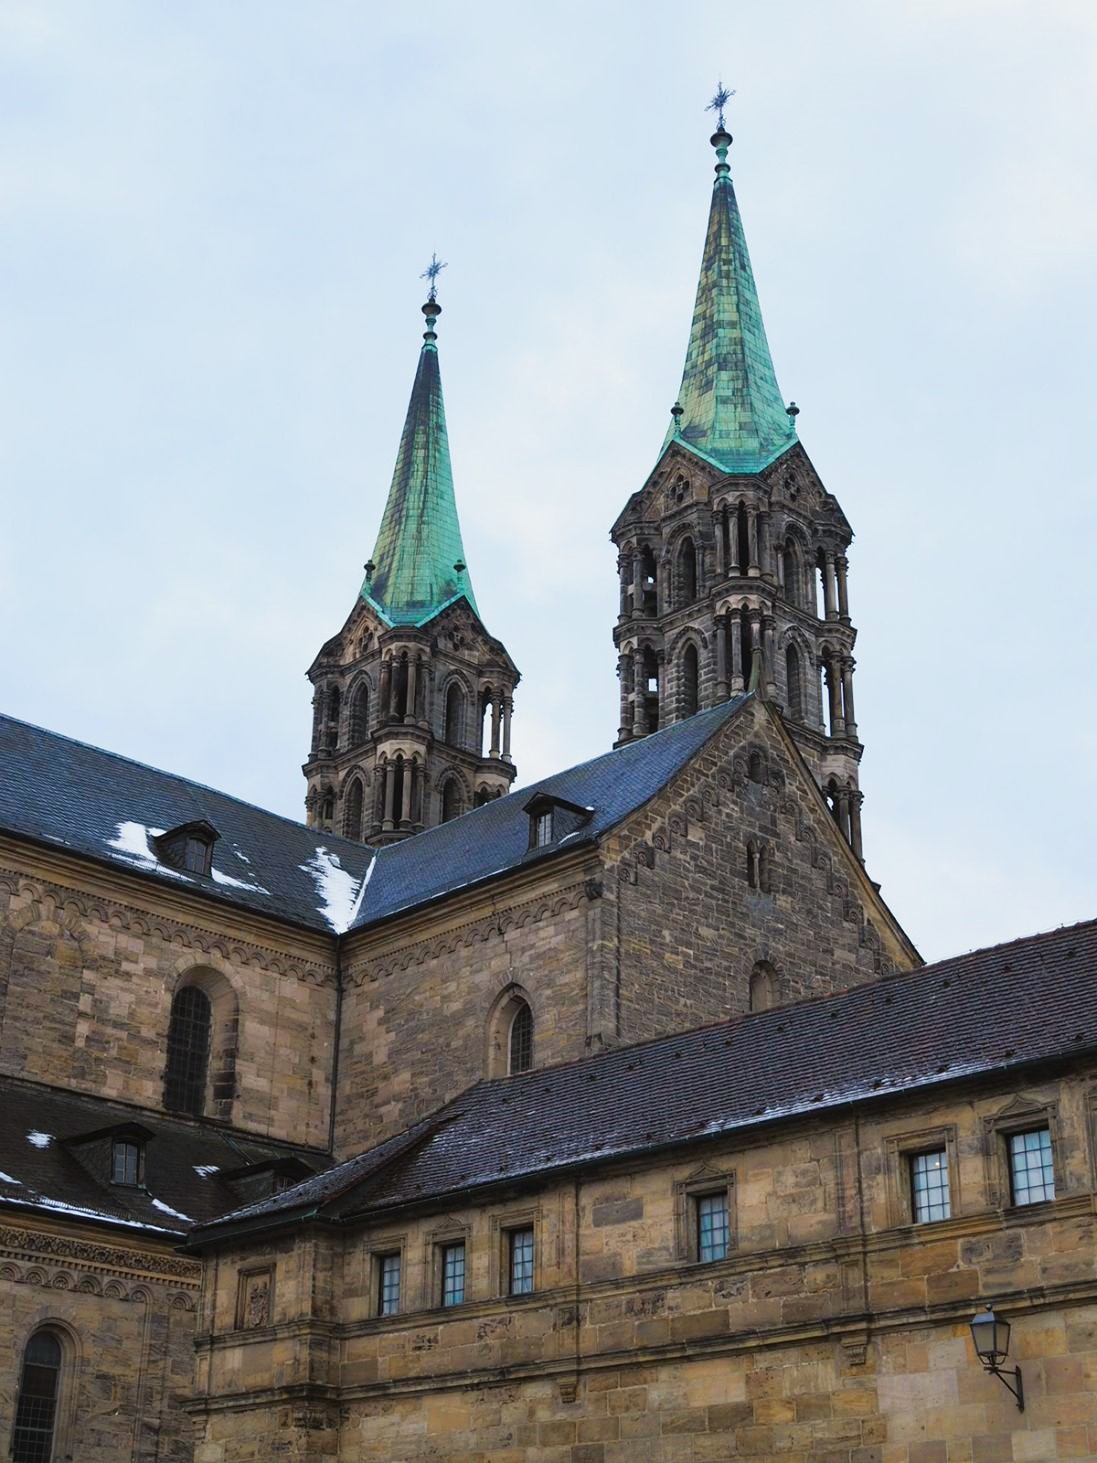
left=193, top=1165, right=220, bottom=1178
left=106, top=821, right=190, bottom=881
left=22, top=1194, right=181, bottom=1232
left=300, top=847, right=362, bottom=933
left=211, top=867, right=270, bottom=894
left=0, top=1171, right=22, bottom=1185
left=345, top=852, right=376, bottom=929
left=26, top=1131, right=52, bottom=1149
left=151, top=1197, right=192, bottom=1222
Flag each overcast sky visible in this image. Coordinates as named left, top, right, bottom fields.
left=2, top=1, right=1094, bottom=963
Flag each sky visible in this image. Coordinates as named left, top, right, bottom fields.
left=1, top=1, right=1094, bottom=963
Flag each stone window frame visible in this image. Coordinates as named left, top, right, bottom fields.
left=982, top=1099, right=1062, bottom=1212
left=426, top=1222, right=472, bottom=1311
left=234, top=1265, right=275, bottom=1331
left=10, top=1320, right=81, bottom=1463
left=368, top=1233, right=408, bottom=1319
left=673, top=1166, right=737, bottom=1264
left=884, top=1124, right=960, bottom=1228
left=490, top=1203, right=542, bottom=1299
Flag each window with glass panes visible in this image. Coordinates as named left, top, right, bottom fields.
left=696, top=1191, right=729, bottom=1262
left=112, top=1139, right=142, bottom=1186
left=1009, top=1128, right=1055, bottom=1204
left=910, top=1149, right=950, bottom=1222
left=378, top=1253, right=401, bottom=1316
left=508, top=1227, right=534, bottom=1295
left=11, top=1330, right=62, bottom=1463
left=163, top=985, right=211, bottom=1116
left=441, top=1242, right=465, bottom=1306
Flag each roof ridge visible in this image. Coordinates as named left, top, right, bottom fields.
left=0, top=711, right=373, bottom=857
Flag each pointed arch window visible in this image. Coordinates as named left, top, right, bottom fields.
left=344, top=779, right=364, bottom=841
left=440, top=777, right=464, bottom=824
left=164, top=985, right=211, bottom=1117
left=444, top=683, right=465, bottom=747
left=319, top=787, right=335, bottom=828
left=677, top=537, right=698, bottom=604
left=785, top=643, right=803, bottom=722
left=12, top=1330, right=63, bottom=1463
left=509, top=1002, right=533, bottom=1074
left=749, top=962, right=777, bottom=1012
left=324, top=686, right=341, bottom=751
left=349, top=684, right=370, bottom=744
left=681, top=643, right=699, bottom=717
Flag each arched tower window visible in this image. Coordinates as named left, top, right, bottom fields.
left=12, top=1329, right=63, bottom=1463
left=681, top=643, right=699, bottom=716
left=393, top=654, right=409, bottom=721
left=319, top=786, right=335, bottom=828
left=164, top=984, right=211, bottom=1115
left=440, top=777, right=464, bottom=823
left=444, top=683, right=465, bottom=747
left=509, top=1001, right=533, bottom=1074
left=639, top=546, right=658, bottom=615
left=736, top=503, right=750, bottom=573
left=324, top=685, right=341, bottom=751
left=738, top=606, right=753, bottom=689
left=344, top=778, right=364, bottom=841
left=641, top=646, right=660, bottom=733
left=349, top=684, right=369, bottom=744
left=746, top=839, right=758, bottom=889
left=749, top=961, right=777, bottom=1013
left=785, top=643, right=803, bottom=722
left=677, top=537, right=698, bottom=604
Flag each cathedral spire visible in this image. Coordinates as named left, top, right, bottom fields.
left=362, top=266, right=478, bottom=626
left=663, top=98, right=798, bottom=474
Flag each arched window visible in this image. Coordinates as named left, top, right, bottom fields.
left=164, top=985, right=211, bottom=1116
left=736, top=503, right=751, bottom=572
left=749, top=961, right=777, bottom=1013
left=349, top=684, right=369, bottom=744
left=738, top=606, right=753, bottom=688
left=344, top=779, right=364, bottom=841
left=508, top=1002, right=533, bottom=1074
left=677, top=537, right=698, bottom=604
left=640, top=545, right=658, bottom=615
left=748, top=748, right=765, bottom=784
left=319, top=787, right=335, bottom=828
left=782, top=539, right=801, bottom=608
left=12, top=1330, right=63, bottom=1463
left=746, top=840, right=758, bottom=889
left=324, top=686, right=341, bottom=750
left=681, top=643, right=699, bottom=716
left=785, top=643, right=803, bottom=722
left=444, top=683, right=465, bottom=747
left=441, top=778, right=463, bottom=823
left=393, top=654, right=409, bottom=721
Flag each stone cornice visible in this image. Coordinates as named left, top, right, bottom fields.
left=0, top=1221, right=200, bottom=1297
left=0, top=847, right=336, bottom=988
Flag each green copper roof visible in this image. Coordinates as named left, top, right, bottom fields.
left=361, top=301, right=478, bottom=627
left=663, top=127, right=797, bottom=475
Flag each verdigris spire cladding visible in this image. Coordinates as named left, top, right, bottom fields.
left=304, top=276, right=519, bottom=844
left=665, top=120, right=798, bottom=474
left=363, top=292, right=477, bottom=625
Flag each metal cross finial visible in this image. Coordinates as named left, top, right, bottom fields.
left=706, top=82, right=735, bottom=131
left=420, top=253, right=448, bottom=302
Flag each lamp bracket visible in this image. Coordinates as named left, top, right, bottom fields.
left=985, top=1362, right=1024, bottom=1412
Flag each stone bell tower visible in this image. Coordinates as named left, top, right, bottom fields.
left=304, top=270, right=519, bottom=845
left=610, top=99, right=864, bottom=856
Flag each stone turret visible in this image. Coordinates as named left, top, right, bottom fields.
left=304, top=281, right=519, bottom=844
left=610, top=110, right=863, bottom=856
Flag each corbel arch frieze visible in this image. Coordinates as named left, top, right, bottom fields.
left=343, top=878, right=598, bottom=987
left=0, top=865, right=333, bottom=988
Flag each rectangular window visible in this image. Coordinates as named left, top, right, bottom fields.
left=534, top=811, right=553, bottom=848
left=378, top=1252, right=401, bottom=1316
left=1009, top=1128, right=1055, bottom=1205
left=112, top=1140, right=142, bottom=1187
left=508, top=1227, right=534, bottom=1296
left=441, top=1242, right=465, bottom=1307
left=910, top=1150, right=950, bottom=1223
left=696, top=1191, right=729, bottom=1262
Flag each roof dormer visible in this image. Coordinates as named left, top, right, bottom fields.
left=522, top=793, right=594, bottom=853
left=152, top=820, right=220, bottom=877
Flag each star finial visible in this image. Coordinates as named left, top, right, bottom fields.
left=706, top=82, right=735, bottom=132
left=420, top=253, right=448, bottom=303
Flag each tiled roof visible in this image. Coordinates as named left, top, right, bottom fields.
left=0, top=713, right=374, bottom=933
left=189, top=916, right=1097, bottom=1244
left=0, top=699, right=746, bottom=936
left=0, top=1078, right=324, bottom=1238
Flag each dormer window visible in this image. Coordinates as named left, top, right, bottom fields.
left=152, top=820, right=219, bottom=877
left=112, top=1138, right=143, bottom=1187
left=523, top=793, right=593, bottom=853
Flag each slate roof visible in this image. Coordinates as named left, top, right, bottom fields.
left=0, top=713, right=374, bottom=934
left=661, top=125, right=798, bottom=475
left=0, top=1078, right=325, bottom=1238
left=188, top=916, right=1097, bottom=1246
left=0, top=698, right=746, bottom=937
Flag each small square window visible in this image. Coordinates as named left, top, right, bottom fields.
left=378, top=1252, right=401, bottom=1316
left=696, top=1192, right=729, bottom=1263
left=112, top=1139, right=142, bottom=1187
left=441, top=1242, right=465, bottom=1307
left=1009, top=1128, right=1055, bottom=1205
left=508, top=1227, right=534, bottom=1296
left=910, top=1150, right=950, bottom=1223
